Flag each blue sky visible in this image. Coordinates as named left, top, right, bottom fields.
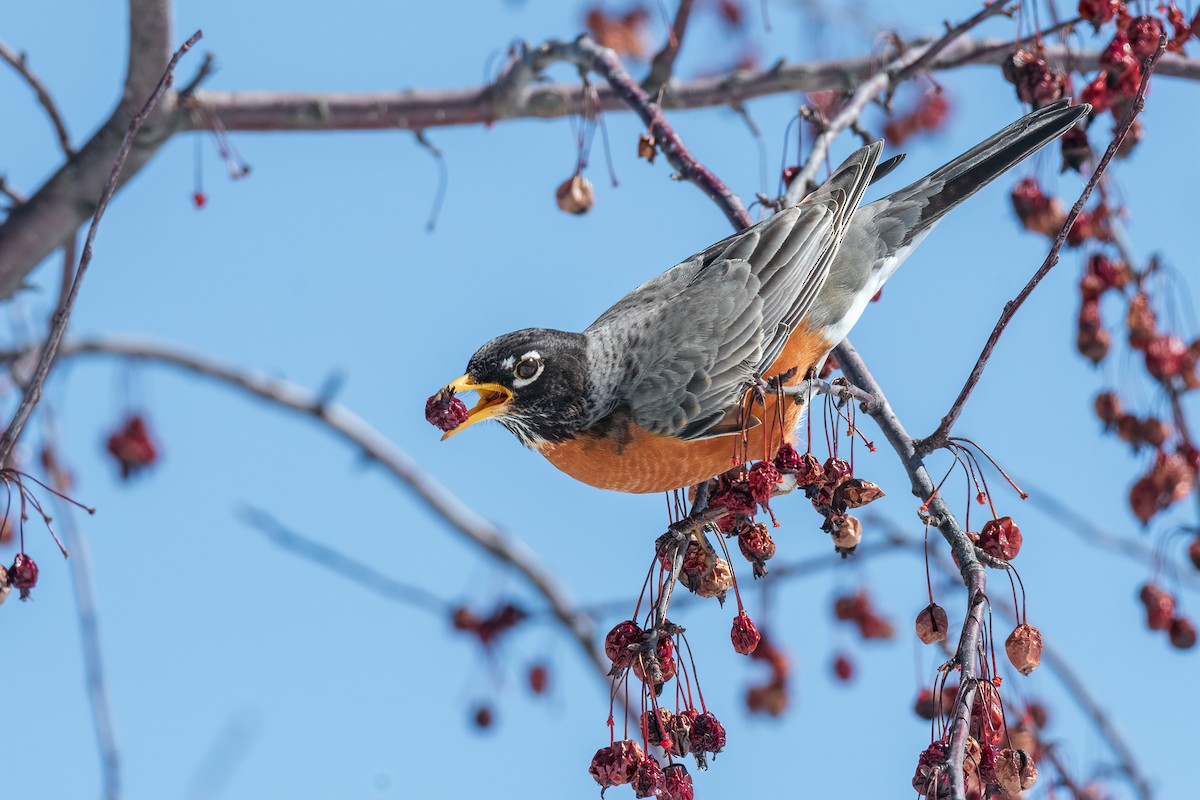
left=3, top=1, right=1198, bottom=798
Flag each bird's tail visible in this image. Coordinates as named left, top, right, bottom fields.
left=876, top=98, right=1090, bottom=242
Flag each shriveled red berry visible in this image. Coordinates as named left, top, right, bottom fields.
left=588, top=739, right=644, bottom=789
left=1139, top=417, right=1170, bottom=448
left=631, top=756, right=666, bottom=798
left=915, top=603, right=949, bottom=645
left=912, top=737, right=950, bottom=796
left=737, top=522, right=776, bottom=572
left=790, top=452, right=823, bottom=487
left=1128, top=15, right=1165, bottom=58
left=1144, top=335, right=1190, bottom=380
left=748, top=460, right=782, bottom=504
left=731, top=611, right=761, bottom=655
left=979, top=516, right=1023, bottom=561
left=1005, top=623, right=1043, bottom=675
left=105, top=415, right=159, bottom=479
left=1169, top=616, right=1197, bottom=649
left=689, top=710, right=726, bottom=755
left=1080, top=71, right=1114, bottom=113
left=773, top=442, right=804, bottom=473
left=1100, top=33, right=1140, bottom=78
left=668, top=708, right=696, bottom=757
left=527, top=663, right=549, bottom=695
left=832, top=652, right=854, bottom=682
left=914, top=688, right=936, bottom=720
left=1188, top=538, right=1200, bottom=571
left=9, top=553, right=38, bottom=600
left=1078, top=0, right=1121, bottom=29
left=833, top=591, right=869, bottom=622
left=661, top=763, right=693, bottom=800
left=1093, top=391, right=1122, bottom=427
left=605, top=621, right=643, bottom=670
left=1140, top=583, right=1176, bottom=630
left=641, top=707, right=673, bottom=749
left=1011, top=177, right=1066, bottom=236
left=823, top=457, right=852, bottom=484
left=1002, top=49, right=1066, bottom=108
left=424, top=389, right=469, bottom=433
left=472, top=704, right=494, bottom=729
left=192, top=191, right=207, bottom=208
left=1060, top=124, right=1091, bottom=172
left=1126, top=292, right=1158, bottom=349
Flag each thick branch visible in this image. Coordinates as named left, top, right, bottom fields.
left=0, top=0, right=174, bottom=299
left=34, top=335, right=610, bottom=682
left=923, top=37, right=1167, bottom=452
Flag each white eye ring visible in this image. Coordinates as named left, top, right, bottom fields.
left=512, top=351, right=544, bottom=388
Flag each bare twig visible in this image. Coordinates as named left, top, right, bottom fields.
left=923, top=36, right=1168, bottom=453
left=41, top=413, right=120, bottom=800
left=0, top=30, right=202, bottom=467
left=644, top=0, right=697, bottom=93
left=0, top=38, right=74, bottom=156
left=887, top=2, right=1020, bottom=93
left=0, top=176, right=26, bottom=206
left=240, top=506, right=450, bottom=614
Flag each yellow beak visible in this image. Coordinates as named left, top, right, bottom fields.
left=439, top=375, right=514, bottom=440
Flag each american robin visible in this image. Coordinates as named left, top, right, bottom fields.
left=436, top=100, right=1088, bottom=494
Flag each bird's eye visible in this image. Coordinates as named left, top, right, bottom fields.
left=514, top=357, right=540, bottom=381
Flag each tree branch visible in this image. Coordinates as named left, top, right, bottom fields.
left=922, top=36, right=1167, bottom=453
left=28, top=335, right=611, bottom=683
left=0, top=38, right=74, bottom=156
left=0, top=29, right=201, bottom=467
left=644, top=0, right=696, bottom=93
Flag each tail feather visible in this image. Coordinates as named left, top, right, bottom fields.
left=888, top=99, right=1090, bottom=244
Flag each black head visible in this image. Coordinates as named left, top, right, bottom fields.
left=440, top=328, right=592, bottom=446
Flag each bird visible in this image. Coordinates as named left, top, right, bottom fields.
left=434, top=99, right=1089, bottom=494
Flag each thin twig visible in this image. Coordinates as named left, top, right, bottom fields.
left=923, top=36, right=1168, bottom=453
left=240, top=507, right=451, bottom=614
left=887, top=2, right=1019, bottom=94
left=0, top=176, right=26, bottom=205
left=0, top=31, right=203, bottom=467
left=40, top=413, right=121, bottom=800
left=644, top=0, right=697, bottom=93
left=0, top=38, right=74, bottom=156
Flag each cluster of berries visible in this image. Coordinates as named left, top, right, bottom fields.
left=1138, top=582, right=1197, bottom=649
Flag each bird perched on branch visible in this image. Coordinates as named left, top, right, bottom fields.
left=432, top=100, right=1089, bottom=494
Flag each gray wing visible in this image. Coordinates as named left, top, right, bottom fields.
left=585, top=142, right=882, bottom=440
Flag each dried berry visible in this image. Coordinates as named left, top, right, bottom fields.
left=793, top=452, right=825, bottom=487
left=527, top=663, right=549, bottom=695
left=105, top=415, right=159, bottom=479
left=772, top=442, right=804, bottom=472
left=642, top=707, right=674, bottom=749
left=912, top=737, right=950, bottom=797
left=731, top=610, right=761, bottom=655
left=737, top=522, right=776, bottom=573
left=828, top=514, right=862, bottom=551
left=689, top=711, right=726, bottom=756
left=979, top=516, right=1023, bottom=561
left=1093, top=391, right=1122, bottom=428
left=833, top=478, right=884, bottom=509
left=661, top=763, right=694, bottom=800
left=748, top=460, right=782, bottom=504
left=1139, top=583, right=1176, bottom=630
left=914, top=688, right=936, bottom=721
left=1060, top=123, right=1091, bottom=172
left=1139, top=417, right=1171, bottom=448
left=823, top=457, right=852, bottom=484
left=588, top=739, right=645, bottom=790
left=915, top=603, right=949, bottom=645
left=605, top=621, right=643, bottom=670
left=1116, top=412, right=1143, bottom=445
left=1188, top=538, right=1200, bottom=571
left=425, top=389, right=469, bottom=433
left=1100, top=33, right=1141, bottom=79
left=632, top=635, right=677, bottom=685
left=1078, top=0, right=1122, bottom=29
left=472, top=704, right=495, bottom=730
left=1144, top=335, right=1190, bottom=380
left=556, top=174, right=595, bottom=215
left=1080, top=71, right=1114, bottom=114
left=1005, top=623, right=1044, bottom=675
left=1169, top=616, right=1198, bottom=649
left=1011, top=177, right=1066, bottom=236
left=1003, top=49, right=1066, bottom=108
left=1128, top=15, right=1165, bottom=58
left=833, top=591, right=869, bottom=622
left=695, top=557, right=734, bottom=599
left=1126, top=292, right=1157, bottom=349
left=636, top=133, right=657, bottom=164
left=668, top=708, right=697, bottom=757
left=833, top=652, right=854, bottom=682
left=9, top=553, right=38, bottom=600
left=631, top=756, right=666, bottom=798
left=995, top=748, right=1039, bottom=794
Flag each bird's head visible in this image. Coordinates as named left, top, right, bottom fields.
left=439, top=328, right=591, bottom=446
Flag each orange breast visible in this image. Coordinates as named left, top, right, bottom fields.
left=536, top=325, right=833, bottom=493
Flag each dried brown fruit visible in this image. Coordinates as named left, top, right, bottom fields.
left=1093, top=391, right=1122, bottom=427
left=1060, top=124, right=1091, bottom=172
left=1169, top=616, right=1197, bottom=649
left=737, top=522, right=776, bottom=570
left=1188, top=537, right=1200, bottom=571
left=1005, top=623, right=1043, bottom=675
left=695, top=557, right=734, bottom=599
left=1128, top=16, right=1166, bottom=58
left=995, top=747, right=1039, bottom=794
left=636, top=133, right=657, bottom=163
left=641, top=707, right=673, bottom=749
left=1140, top=583, right=1176, bottom=630
left=1126, top=292, right=1157, bottom=349
left=914, top=688, right=936, bottom=720
left=605, top=620, right=643, bottom=670
left=833, top=478, right=885, bottom=509
left=588, top=739, right=645, bottom=789
left=555, top=174, right=595, bottom=214
left=829, top=515, right=862, bottom=550
left=832, top=652, right=854, bottom=682
left=1011, top=177, right=1066, bottom=236
left=915, top=603, right=949, bottom=645
left=1139, top=417, right=1171, bottom=447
